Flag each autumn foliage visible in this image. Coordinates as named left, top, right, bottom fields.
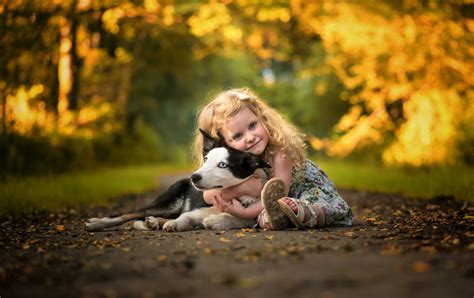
left=301, top=2, right=473, bottom=166
left=1, top=0, right=472, bottom=173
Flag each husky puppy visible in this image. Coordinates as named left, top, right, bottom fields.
left=161, top=145, right=269, bottom=232
left=85, top=130, right=269, bottom=232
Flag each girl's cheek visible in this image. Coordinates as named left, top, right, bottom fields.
left=225, top=139, right=241, bottom=150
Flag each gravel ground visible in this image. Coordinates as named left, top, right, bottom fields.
left=0, top=174, right=473, bottom=298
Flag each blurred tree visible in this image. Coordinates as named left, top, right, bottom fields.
left=1, top=0, right=472, bottom=174
left=300, top=1, right=473, bottom=166
left=0, top=1, right=58, bottom=132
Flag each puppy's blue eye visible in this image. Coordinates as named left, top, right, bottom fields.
left=218, top=162, right=228, bottom=168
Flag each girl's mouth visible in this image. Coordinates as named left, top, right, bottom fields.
left=246, top=140, right=260, bottom=152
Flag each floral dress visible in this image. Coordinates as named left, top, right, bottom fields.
left=287, top=159, right=353, bottom=226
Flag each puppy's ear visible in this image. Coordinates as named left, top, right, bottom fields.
left=241, top=154, right=271, bottom=171
left=200, top=128, right=223, bottom=155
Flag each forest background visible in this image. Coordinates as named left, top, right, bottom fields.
left=1, top=0, right=473, bottom=212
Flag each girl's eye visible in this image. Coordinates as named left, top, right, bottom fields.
left=218, top=162, right=228, bottom=168
left=249, top=121, right=257, bottom=130
left=233, top=133, right=243, bottom=141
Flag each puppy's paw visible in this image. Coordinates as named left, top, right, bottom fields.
left=162, top=220, right=178, bottom=232
left=85, top=221, right=95, bottom=231
left=162, top=219, right=191, bottom=232
left=145, top=216, right=160, bottom=230
left=85, top=217, right=109, bottom=231
left=133, top=220, right=150, bottom=230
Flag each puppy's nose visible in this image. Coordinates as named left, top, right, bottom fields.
left=191, top=174, right=202, bottom=184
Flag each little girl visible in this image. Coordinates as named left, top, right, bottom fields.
left=193, top=88, right=352, bottom=229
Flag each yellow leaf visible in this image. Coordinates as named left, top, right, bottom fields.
left=237, top=278, right=257, bottom=288
left=420, top=246, right=437, bottom=254
left=412, top=261, right=430, bottom=273
left=156, top=255, right=168, bottom=263
left=204, top=247, right=215, bottom=255
left=219, top=237, right=232, bottom=243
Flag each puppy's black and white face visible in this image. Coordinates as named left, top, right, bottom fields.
left=191, top=147, right=270, bottom=190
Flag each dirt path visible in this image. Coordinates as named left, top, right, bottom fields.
left=0, top=174, right=473, bottom=298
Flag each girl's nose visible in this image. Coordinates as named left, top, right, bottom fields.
left=246, top=134, right=255, bottom=143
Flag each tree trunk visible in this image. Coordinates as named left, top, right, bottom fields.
left=57, top=2, right=81, bottom=117
left=68, top=15, right=80, bottom=111
left=1, top=87, right=6, bottom=135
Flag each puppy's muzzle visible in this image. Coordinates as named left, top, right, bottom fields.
left=191, top=173, right=223, bottom=190
left=191, top=173, right=202, bottom=184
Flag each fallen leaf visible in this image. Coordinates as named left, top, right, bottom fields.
left=204, top=247, right=216, bottom=255
left=219, top=237, right=232, bottom=243
left=419, top=246, right=437, bottom=254
left=237, top=278, right=256, bottom=288
left=412, top=261, right=431, bottom=273
left=380, top=245, right=403, bottom=256
left=344, top=232, right=359, bottom=239
left=156, top=255, right=168, bottom=263
left=241, top=228, right=255, bottom=233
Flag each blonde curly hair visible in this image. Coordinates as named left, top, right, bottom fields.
left=192, top=88, right=307, bottom=169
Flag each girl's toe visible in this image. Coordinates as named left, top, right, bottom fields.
left=290, top=203, right=298, bottom=212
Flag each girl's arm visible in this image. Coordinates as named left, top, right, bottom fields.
left=214, top=195, right=264, bottom=219
left=207, top=151, right=292, bottom=206
left=220, top=176, right=264, bottom=199
left=203, top=176, right=264, bottom=209
left=203, top=189, right=221, bottom=205
left=271, top=150, right=293, bottom=195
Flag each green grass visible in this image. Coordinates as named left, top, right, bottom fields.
left=0, top=164, right=191, bottom=217
left=316, top=159, right=474, bottom=202
left=1, top=160, right=472, bottom=217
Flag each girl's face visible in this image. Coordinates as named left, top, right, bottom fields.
left=220, top=107, right=269, bottom=155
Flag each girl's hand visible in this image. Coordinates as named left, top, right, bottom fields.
left=214, top=195, right=245, bottom=217
left=203, top=189, right=235, bottom=205
left=220, top=187, right=240, bottom=202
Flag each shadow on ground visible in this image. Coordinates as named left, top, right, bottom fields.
left=0, top=175, right=473, bottom=298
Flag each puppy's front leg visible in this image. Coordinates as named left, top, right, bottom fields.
left=133, top=216, right=160, bottom=230
left=162, top=207, right=219, bottom=232
left=203, top=213, right=255, bottom=230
